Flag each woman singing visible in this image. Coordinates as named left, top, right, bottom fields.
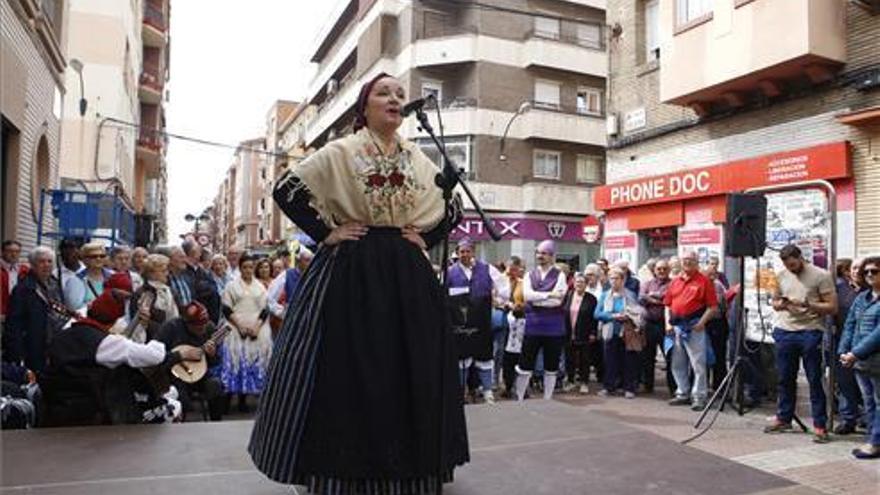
left=249, top=73, right=468, bottom=494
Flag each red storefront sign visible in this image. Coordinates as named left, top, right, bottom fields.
left=678, top=228, right=721, bottom=245
left=581, top=215, right=602, bottom=243
left=604, top=234, right=636, bottom=249
left=594, top=142, right=850, bottom=211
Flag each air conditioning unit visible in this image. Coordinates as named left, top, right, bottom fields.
left=327, top=79, right=338, bottom=97
left=606, top=113, right=619, bottom=136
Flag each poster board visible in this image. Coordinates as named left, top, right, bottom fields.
left=603, top=232, right=638, bottom=265
left=678, top=225, right=724, bottom=270
left=743, top=189, right=831, bottom=343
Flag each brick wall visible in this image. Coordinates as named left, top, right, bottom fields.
left=0, top=0, right=63, bottom=253
left=604, top=1, right=880, bottom=255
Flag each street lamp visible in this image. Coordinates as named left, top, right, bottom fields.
left=69, top=58, right=87, bottom=117
left=185, top=213, right=210, bottom=233
left=498, top=101, right=531, bottom=162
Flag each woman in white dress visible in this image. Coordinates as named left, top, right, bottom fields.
left=220, top=253, right=272, bottom=412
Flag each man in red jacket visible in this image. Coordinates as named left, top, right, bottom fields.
left=1, top=240, right=29, bottom=324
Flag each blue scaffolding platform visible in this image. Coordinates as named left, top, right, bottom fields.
left=37, top=189, right=136, bottom=247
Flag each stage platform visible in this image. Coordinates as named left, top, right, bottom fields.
left=1, top=401, right=816, bottom=495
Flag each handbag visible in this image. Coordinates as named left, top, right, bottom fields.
left=622, top=320, right=646, bottom=352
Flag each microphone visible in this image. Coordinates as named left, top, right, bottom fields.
left=400, top=94, right=435, bottom=117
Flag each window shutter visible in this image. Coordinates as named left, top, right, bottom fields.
left=534, top=17, right=560, bottom=39
left=577, top=24, right=601, bottom=48
left=535, top=81, right=560, bottom=108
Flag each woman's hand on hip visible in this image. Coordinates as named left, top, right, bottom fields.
left=402, top=225, right=427, bottom=250
left=324, top=223, right=369, bottom=246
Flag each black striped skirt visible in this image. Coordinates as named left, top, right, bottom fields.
left=248, top=228, right=469, bottom=494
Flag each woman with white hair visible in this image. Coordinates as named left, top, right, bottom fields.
left=583, top=263, right=606, bottom=300
left=594, top=267, right=645, bottom=398
left=127, top=254, right=179, bottom=342
left=210, top=254, right=231, bottom=293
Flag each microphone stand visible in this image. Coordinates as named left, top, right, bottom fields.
left=413, top=107, right=501, bottom=287
left=413, top=106, right=500, bottom=495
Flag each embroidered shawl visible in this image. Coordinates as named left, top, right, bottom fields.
left=283, top=128, right=445, bottom=230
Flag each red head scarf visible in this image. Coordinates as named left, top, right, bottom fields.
left=87, top=291, right=127, bottom=325
left=86, top=272, right=133, bottom=326
left=183, top=301, right=209, bottom=326
left=352, top=72, right=393, bottom=132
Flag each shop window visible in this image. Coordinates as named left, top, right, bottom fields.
left=417, top=135, right=472, bottom=179
left=534, top=80, right=561, bottom=110
left=534, top=16, right=560, bottom=40
left=31, top=134, right=51, bottom=222
left=639, top=227, right=679, bottom=264
left=533, top=150, right=561, bottom=180
left=576, top=87, right=602, bottom=115
left=576, top=154, right=604, bottom=184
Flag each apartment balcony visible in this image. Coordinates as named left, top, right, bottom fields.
left=462, top=182, right=596, bottom=215
left=660, top=0, right=847, bottom=111
left=410, top=32, right=606, bottom=78
left=142, top=1, right=168, bottom=47
left=523, top=27, right=607, bottom=77
left=517, top=107, right=606, bottom=146
left=557, top=0, right=607, bottom=8
left=136, top=127, right=163, bottom=177
left=138, top=61, right=163, bottom=104
left=399, top=100, right=606, bottom=147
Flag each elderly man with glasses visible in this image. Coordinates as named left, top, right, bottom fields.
left=640, top=258, right=673, bottom=395
left=664, top=250, right=718, bottom=411
left=5, top=246, right=66, bottom=376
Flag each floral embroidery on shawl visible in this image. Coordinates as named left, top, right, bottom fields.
left=353, top=141, right=426, bottom=221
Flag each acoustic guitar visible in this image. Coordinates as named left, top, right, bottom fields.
left=170, top=320, right=232, bottom=384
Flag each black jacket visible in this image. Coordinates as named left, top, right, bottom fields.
left=4, top=273, right=64, bottom=374
left=562, top=290, right=599, bottom=344
left=184, top=264, right=222, bottom=324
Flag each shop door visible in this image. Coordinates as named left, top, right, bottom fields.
left=639, top=227, right=678, bottom=266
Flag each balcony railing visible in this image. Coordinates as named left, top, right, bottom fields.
left=529, top=100, right=604, bottom=118
left=416, top=22, right=479, bottom=41
left=143, top=2, right=166, bottom=32
left=138, top=128, right=162, bottom=151
left=40, top=0, right=61, bottom=33
left=525, top=23, right=605, bottom=50
left=139, top=61, right=163, bottom=92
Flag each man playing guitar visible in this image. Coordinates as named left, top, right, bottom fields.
left=157, top=302, right=226, bottom=421
left=39, top=273, right=203, bottom=426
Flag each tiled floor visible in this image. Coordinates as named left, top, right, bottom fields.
left=550, top=388, right=878, bottom=495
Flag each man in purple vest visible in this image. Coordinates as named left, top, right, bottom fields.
left=446, top=238, right=509, bottom=404
left=515, top=239, right=568, bottom=401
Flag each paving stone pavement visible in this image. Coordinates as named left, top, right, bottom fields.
left=543, top=390, right=880, bottom=495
